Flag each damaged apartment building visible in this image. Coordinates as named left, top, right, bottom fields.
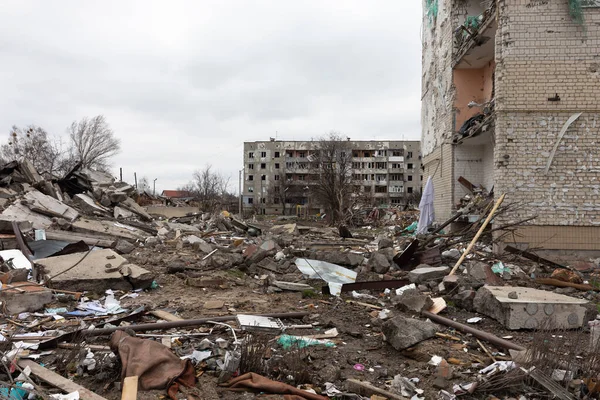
left=242, top=140, right=422, bottom=215
left=421, top=0, right=600, bottom=257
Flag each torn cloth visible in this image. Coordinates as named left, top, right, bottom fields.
left=221, top=372, right=328, bottom=400
left=109, top=330, right=196, bottom=400
left=416, top=176, right=435, bottom=235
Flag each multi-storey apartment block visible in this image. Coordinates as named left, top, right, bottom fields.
left=242, top=139, right=422, bottom=215
left=422, top=0, right=600, bottom=256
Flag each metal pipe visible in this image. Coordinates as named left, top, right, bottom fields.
left=422, top=311, right=525, bottom=351
left=80, top=311, right=310, bottom=337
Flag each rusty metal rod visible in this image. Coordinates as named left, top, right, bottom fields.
left=78, top=311, right=309, bottom=337
left=422, top=311, right=525, bottom=351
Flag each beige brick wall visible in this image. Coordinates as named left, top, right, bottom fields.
left=493, top=0, right=600, bottom=250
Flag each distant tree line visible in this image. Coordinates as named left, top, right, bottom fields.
left=2, top=115, right=121, bottom=178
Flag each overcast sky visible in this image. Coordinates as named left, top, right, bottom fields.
left=0, top=1, right=422, bottom=193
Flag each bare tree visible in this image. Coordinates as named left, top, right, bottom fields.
left=309, top=132, right=357, bottom=224
left=267, top=172, right=306, bottom=215
left=0, top=125, right=67, bottom=178
left=68, top=115, right=121, bottom=171
left=137, top=176, right=151, bottom=193
left=192, top=164, right=230, bottom=210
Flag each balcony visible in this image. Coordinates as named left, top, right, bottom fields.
left=453, top=1, right=497, bottom=69
left=375, top=180, right=388, bottom=186
left=389, top=192, right=405, bottom=197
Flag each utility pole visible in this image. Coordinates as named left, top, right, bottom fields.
left=134, top=172, right=138, bottom=189
left=153, top=178, right=157, bottom=196
left=119, top=168, right=123, bottom=182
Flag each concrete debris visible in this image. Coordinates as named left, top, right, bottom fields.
left=0, top=157, right=596, bottom=400
left=473, top=286, right=589, bottom=330
left=382, top=316, right=438, bottom=350
left=37, top=249, right=153, bottom=293
left=408, top=265, right=450, bottom=283
left=368, top=252, right=391, bottom=274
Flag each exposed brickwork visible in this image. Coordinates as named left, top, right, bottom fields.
left=423, top=0, right=600, bottom=251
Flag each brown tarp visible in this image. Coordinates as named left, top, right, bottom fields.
left=221, top=372, right=328, bottom=400
left=109, top=331, right=196, bottom=400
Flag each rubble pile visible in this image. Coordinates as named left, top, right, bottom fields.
left=0, top=160, right=599, bottom=399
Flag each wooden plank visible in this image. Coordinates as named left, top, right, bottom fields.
left=121, top=376, right=138, bottom=400
left=149, top=310, right=184, bottom=322
left=18, top=359, right=108, bottom=400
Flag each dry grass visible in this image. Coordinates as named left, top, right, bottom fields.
left=239, top=334, right=312, bottom=386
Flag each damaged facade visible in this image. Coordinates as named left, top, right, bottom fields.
left=422, top=0, right=600, bottom=256
left=243, top=140, right=422, bottom=215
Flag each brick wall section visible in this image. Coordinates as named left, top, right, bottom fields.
left=492, top=0, right=600, bottom=250
left=421, top=0, right=457, bottom=221
left=495, top=0, right=600, bottom=223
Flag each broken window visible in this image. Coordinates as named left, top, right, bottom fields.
left=261, top=163, right=266, bottom=169
left=376, top=150, right=386, bottom=156
left=375, top=186, right=387, bottom=193
left=390, top=186, right=403, bottom=193
left=407, top=187, right=413, bottom=194
left=407, top=152, right=413, bottom=159
left=261, top=151, right=267, bottom=158
left=298, top=175, right=305, bottom=181
left=376, top=162, right=387, bottom=169
left=275, top=163, right=280, bottom=169
left=421, top=176, right=423, bottom=181
left=248, top=175, right=254, bottom=181
left=407, top=163, right=413, bottom=169
left=260, top=198, right=266, bottom=204
left=261, top=175, right=266, bottom=181
left=408, top=175, right=413, bottom=181
left=248, top=197, right=254, bottom=204
left=391, top=163, right=402, bottom=169
left=353, top=152, right=359, bottom=157
left=364, top=186, right=371, bottom=192
left=298, top=151, right=306, bottom=158
left=392, top=150, right=403, bottom=156
left=390, top=174, right=402, bottom=181
left=274, top=151, right=280, bottom=158
left=248, top=164, right=254, bottom=170
left=391, top=198, right=402, bottom=204
left=248, top=187, right=254, bottom=193
left=274, top=175, right=280, bottom=181
left=249, top=152, right=254, bottom=158
left=274, top=197, right=280, bottom=204
left=286, top=174, right=292, bottom=180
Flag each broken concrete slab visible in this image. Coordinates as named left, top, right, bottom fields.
left=45, top=230, right=116, bottom=248
left=114, top=206, right=134, bottom=219
left=0, top=282, right=54, bottom=314
left=73, top=194, right=111, bottom=215
left=473, top=286, right=589, bottom=330
left=382, top=316, right=438, bottom=350
left=114, top=239, right=136, bottom=255
left=72, top=219, right=147, bottom=241
left=192, top=239, right=213, bottom=254
left=23, top=191, right=79, bottom=221
left=392, top=289, right=434, bottom=313
left=166, top=222, right=200, bottom=233
left=119, top=263, right=154, bottom=289
left=408, top=265, right=450, bottom=284
left=0, top=203, right=53, bottom=230
left=119, top=197, right=153, bottom=221
left=37, top=249, right=153, bottom=293
left=260, top=239, right=277, bottom=252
